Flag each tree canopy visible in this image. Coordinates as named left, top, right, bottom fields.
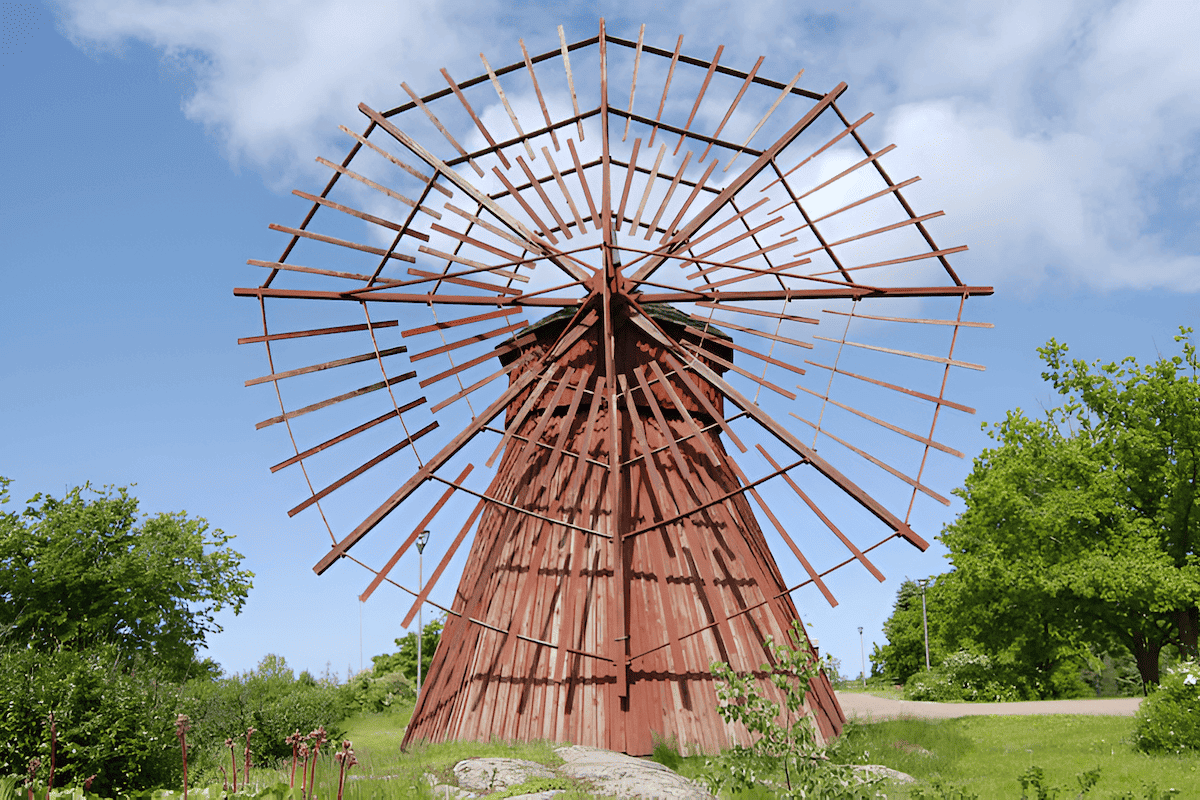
left=0, top=478, right=253, bottom=679
left=938, top=328, right=1199, bottom=688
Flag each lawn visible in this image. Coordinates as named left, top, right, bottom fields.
left=826, top=715, right=1200, bottom=798
left=284, top=707, right=1199, bottom=799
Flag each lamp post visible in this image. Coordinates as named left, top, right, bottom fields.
left=859, top=626, right=866, bottom=688
left=415, top=530, right=430, bottom=698
left=917, top=578, right=931, bottom=671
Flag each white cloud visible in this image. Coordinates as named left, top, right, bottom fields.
left=56, top=0, right=1200, bottom=291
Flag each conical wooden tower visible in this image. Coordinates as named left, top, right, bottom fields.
left=403, top=306, right=843, bottom=753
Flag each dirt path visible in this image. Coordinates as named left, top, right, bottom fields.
left=835, top=691, right=1143, bottom=722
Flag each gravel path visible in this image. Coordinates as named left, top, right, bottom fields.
left=835, top=691, right=1143, bottom=722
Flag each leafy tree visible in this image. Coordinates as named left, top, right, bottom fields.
left=371, top=615, right=444, bottom=685
left=939, top=328, right=1200, bottom=689
left=0, top=478, right=253, bottom=680
left=870, top=577, right=950, bottom=685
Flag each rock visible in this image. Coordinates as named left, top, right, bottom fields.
left=426, top=771, right=480, bottom=798
left=503, top=793, right=564, bottom=800
left=554, top=745, right=715, bottom=799
left=453, top=758, right=557, bottom=793
left=851, top=764, right=916, bottom=784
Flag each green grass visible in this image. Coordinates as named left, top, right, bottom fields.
left=827, top=716, right=1200, bottom=798
left=836, top=683, right=907, bottom=701
left=234, top=706, right=1198, bottom=799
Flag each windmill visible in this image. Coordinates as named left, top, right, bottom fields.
left=235, top=20, right=992, bottom=755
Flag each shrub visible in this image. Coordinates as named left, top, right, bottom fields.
left=346, top=669, right=415, bottom=714
left=904, top=651, right=1025, bottom=702
left=178, top=654, right=350, bottom=775
left=0, top=646, right=180, bottom=795
left=1132, top=660, right=1200, bottom=754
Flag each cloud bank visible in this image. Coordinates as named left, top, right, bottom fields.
left=57, top=0, right=1200, bottom=291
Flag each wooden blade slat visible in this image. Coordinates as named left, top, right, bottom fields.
left=614, top=137, right=642, bottom=226
left=622, top=24, right=645, bottom=141
left=557, top=25, right=585, bottom=140
left=804, top=359, right=976, bottom=414
left=543, top=146, right=587, bottom=234
left=515, top=155, right=573, bottom=239
left=402, top=307, right=522, bottom=337
left=268, top=224, right=416, bottom=264
left=430, top=357, right=527, bottom=414
left=248, top=259, right=409, bottom=284
left=258, top=372, right=416, bottom=430
left=660, top=351, right=748, bottom=452
left=821, top=308, right=992, bottom=329
left=419, top=335, right=536, bottom=389
left=406, top=267, right=523, bottom=297
left=682, top=197, right=772, bottom=254
left=812, top=334, right=985, bottom=371
left=401, top=496, right=487, bottom=628
left=647, top=34, right=683, bottom=147
left=687, top=313, right=813, bottom=349
left=444, top=203, right=534, bottom=251
left=814, top=245, right=969, bottom=278
left=567, top=138, right=600, bottom=224
left=693, top=212, right=782, bottom=261
left=761, top=111, right=873, bottom=192
left=413, top=246, right=528, bottom=284
left=239, top=319, right=398, bottom=345
left=679, top=339, right=795, bottom=399
left=410, top=319, right=528, bottom=362
left=645, top=360, right=720, bottom=465
left=289, top=421, right=439, bottom=516
left=313, top=158, right=442, bottom=221
left=359, top=463, right=474, bottom=602
left=520, top=39, right=560, bottom=151
left=631, top=366, right=698, bottom=483
left=807, top=176, right=921, bottom=225
left=781, top=144, right=897, bottom=207
left=480, top=52, right=537, bottom=163
left=619, top=374, right=674, bottom=515
left=337, top=125, right=453, bottom=197
left=721, top=455, right=838, bottom=606
left=659, top=158, right=719, bottom=243
left=486, top=363, right=565, bottom=468
left=674, top=45, right=723, bottom=155
left=694, top=300, right=819, bottom=326
left=491, top=168, right=560, bottom=244
left=270, top=397, right=426, bottom=471
left=792, top=211, right=945, bottom=251
left=400, top=81, right=485, bottom=177
left=628, top=143, right=667, bottom=236
left=687, top=250, right=805, bottom=284
left=725, top=68, right=804, bottom=172
left=429, top=223, right=523, bottom=262
left=429, top=471, right=607, bottom=540
left=681, top=329, right=805, bottom=377
left=795, top=384, right=963, bottom=457
left=643, top=151, right=691, bottom=241
left=699, top=55, right=763, bottom=162
left=246, top=345, right=407, bottom=387
left=441, top=68, right=511, bottom=169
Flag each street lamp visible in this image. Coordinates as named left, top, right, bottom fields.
left=415, top=530, right=430, bottom=698
left=916, top=578, right=931, bottom=671
left=859, top=626, right=866, bottom=688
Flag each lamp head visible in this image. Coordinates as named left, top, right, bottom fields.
left=416, top=530, right=430, bottom=554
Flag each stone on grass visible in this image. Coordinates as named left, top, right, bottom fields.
left=453, top=758, right=557, bottom=793
left=554, top=745, right=715, bottom=799
left=851, top=764, right=916, bottom=784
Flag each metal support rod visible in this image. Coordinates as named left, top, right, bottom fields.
left=859, top=626, right=866, bottom=688
left=918, top=578, right=931, bottom=671
left=416, top=530, right=430, bottom=697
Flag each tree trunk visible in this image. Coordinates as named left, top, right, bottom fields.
left=1175, top=606, right=1199, bottom=660
left=1131, top=632, right=1162, bottom=692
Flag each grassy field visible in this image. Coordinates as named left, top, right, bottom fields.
left=256, top=705, right=1199, bottom=799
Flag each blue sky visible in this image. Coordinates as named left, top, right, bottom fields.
left=2, top=0, right=1197, bottom=683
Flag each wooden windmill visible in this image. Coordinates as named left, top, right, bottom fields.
left=236, top=20, right=992, bottom=755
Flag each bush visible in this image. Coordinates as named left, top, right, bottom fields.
left=904, top=651, right=1025, bottom=702
left=1132, top=660, right=1200, bottom=754
left=346, top=669, right=415, bottom=714
left=0, top=646, right=180, bottom=795
left=178, top=654, right=350, bottom=776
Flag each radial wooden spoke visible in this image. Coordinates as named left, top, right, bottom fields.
left=267, top=224, right=416, bottom=264
left=399, top=81, right=485, bottom=177
left=337, top=125, right=454, bottom=197
left=515, top=155, right=573, bottom=239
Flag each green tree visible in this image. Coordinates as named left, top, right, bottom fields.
left=939, top=328, right=1200, bottom=689
left=870, top=578, right=949, bottom=685
left=372, top=615, right=444, bottom=685
left=0, top=478, right=253, bottom=680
